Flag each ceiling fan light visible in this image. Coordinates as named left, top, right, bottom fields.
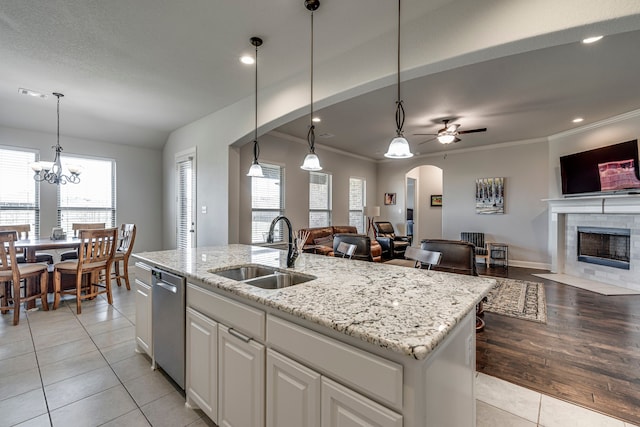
left=437, top=134, right=456, bottom=144
left=246, top=163, right=264, bottom=177
left=301, top=153, right=322, bottom=171
left=384, top=136, right=413, bottom=158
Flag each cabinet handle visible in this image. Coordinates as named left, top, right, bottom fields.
left=228, top=328, right=251, bottom=343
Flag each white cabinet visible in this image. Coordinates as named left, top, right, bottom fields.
left=266, top=348, right=400, bottom=427
left=266, top=348, right=321, bottom=427
left=321, top=377, right=403, bottom=427
left=134, top=262, right=153, bottom=357
left=186, top=308, right=218, bottom=423
left=218, top=325, right=265, bottom=427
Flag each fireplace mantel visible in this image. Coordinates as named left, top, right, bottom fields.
left=545, top=194, right=640, bottom=290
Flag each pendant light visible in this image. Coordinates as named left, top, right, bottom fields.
left=300, top=0, right=322, bottom=171
left=247, top=37, right=265, bottom=177
left=384, top=0, right=413, bottom=159
left=30, top=93, right=82, bottom=184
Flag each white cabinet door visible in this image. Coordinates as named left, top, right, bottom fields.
left=218, top=325, right=265, bottom=427
left=321, top=377, right=402, bottom=427
left=134, top=279, right=152, bottom=357
left=266, top=349, right=321, bottom=427
left=186, top=308, right=218, bottom=423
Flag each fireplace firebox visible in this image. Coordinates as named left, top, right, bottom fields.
left=577, top=227, right=630, bottom=270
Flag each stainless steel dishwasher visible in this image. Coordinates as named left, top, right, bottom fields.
left=152, top=268, right=186, bottom=390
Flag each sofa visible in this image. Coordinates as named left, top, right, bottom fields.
left=420, top=239, right=478, bottom=276
left=299, top=225, right=382, bottom=262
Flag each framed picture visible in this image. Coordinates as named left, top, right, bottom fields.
left=475, top=177, right=505, bottom=214
left=430, top=194, right=442, bottom=207
left=384, top=192, right=396, bottom=205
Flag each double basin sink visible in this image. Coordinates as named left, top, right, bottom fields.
left=212, top=265, right=316, bottom=289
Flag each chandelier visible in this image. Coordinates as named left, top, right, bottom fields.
left=31, top=93, right=81, bottom=185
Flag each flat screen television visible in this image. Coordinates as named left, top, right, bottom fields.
left=560, top=140, right=640, bottom=195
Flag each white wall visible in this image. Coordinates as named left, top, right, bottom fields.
left=0, top=125, right=163, bottom=252
left=378, top=139, right=550, bottom=267
left=237, top=133, right=377, bottom=244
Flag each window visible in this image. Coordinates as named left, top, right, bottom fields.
left=57, top=155, right=116, bottom=235
left=349, top=177, right=366, bottom=233
left=0, top=146, right=40, bottom=235
left=251, top=163, right=284, bottom=243
left=176, top=151, right=196, bottom=249
left=309, top=172, right=332, bottom=228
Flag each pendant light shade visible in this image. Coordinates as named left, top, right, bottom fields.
left=246, top=36, right=264, bottom=177
left=384, top=0, right=413, bottom=159
left=300, top=0, right=323, bottom=171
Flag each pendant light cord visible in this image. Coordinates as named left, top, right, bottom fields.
left=308, top=10, right=316, bottom=154
left=395, top=0, right=405, bottom=137
left=54, top=93, right=63, bottom=153
left=253, top=41, right=260, bottom=162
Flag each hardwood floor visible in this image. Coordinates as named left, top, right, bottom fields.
left=476, top=266, right=640, bottom=425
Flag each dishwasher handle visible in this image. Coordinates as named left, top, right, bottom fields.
left=155, top=280, right=178, bottom=293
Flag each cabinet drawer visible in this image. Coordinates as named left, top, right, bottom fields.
left=135, top=262, right=152, bottom=286
left=187, top=283, right=265, bottom=341
left=267, top=315, right=402, bottom=410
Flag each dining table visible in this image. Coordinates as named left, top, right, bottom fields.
left=14, top=237, right=81, bottom=309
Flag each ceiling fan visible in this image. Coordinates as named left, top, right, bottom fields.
left=415, top=119, right=487, bottom=144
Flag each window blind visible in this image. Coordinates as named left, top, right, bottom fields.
left=349, top=177, right=366, bottom=233
left=176, top=156, right=195, bottom=249
left=57, top=155, right=116, bottom=235
left=251, top=163, right=284, bottom=243
left=309, top=171, right=332, bottom=228
left=0, top=146, right=40, bottom=235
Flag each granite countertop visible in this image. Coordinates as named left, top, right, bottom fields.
left=133, top=244, right=495, bottom=360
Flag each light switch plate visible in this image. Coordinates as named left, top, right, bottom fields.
left=201, top=205, right=207, bottom=214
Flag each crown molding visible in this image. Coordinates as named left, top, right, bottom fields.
left=548, top=108, right=640, bottom=141
left=267, top=130, right=376, bottom=163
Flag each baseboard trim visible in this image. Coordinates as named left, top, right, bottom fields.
left=477, top=259, right=550, bottom=270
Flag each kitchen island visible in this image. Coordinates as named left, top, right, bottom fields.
left=132, top=244, right=495, bottom=427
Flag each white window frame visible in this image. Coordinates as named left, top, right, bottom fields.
left=251, top=162, right=285, bottom=243
left=57, top=154, right=116, bottom=235
left=349, top=177, right=366, bottom=233
left=0, top=145, right=40, bottom=236
left=309, top=171, right=332, bottom=228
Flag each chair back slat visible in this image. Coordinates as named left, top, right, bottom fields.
left=77, top=228, right=118, bottom=268
left=0, top=224, right=31, bottom=241
left=117, top=224, right=137, bottom=254
left=0, top=231, right=19, bottom=276
left=336, top=242, right=357, bottom=259
left=404, top=246, right=442, bottom=269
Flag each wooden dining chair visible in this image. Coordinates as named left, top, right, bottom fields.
left=113, top=224, right=136, bottom=290
left=0, top=231, right=49, bottom=325
left=53, top=227, right=118, bottom=314
left=0, top=224, right=54, bottom=264
left=60, top=223, right=106, bottom=261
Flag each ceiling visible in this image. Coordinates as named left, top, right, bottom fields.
left=277, top=29, right=640, bottom=160
left=1, top=1, right=639, bottom=156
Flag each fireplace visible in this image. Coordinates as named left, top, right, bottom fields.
left=577, top=226, right=630, bottom=270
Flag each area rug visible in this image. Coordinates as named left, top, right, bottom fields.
left=482, top=277, right=547, bottom=324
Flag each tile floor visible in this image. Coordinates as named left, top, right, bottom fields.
left=1, top=283, right=637, bottom=427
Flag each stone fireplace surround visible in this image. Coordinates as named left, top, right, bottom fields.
left=547, top=194, right=640, bottom=292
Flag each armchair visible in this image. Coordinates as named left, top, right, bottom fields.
left=373, top=221, right=411, bottom=259
left=460, top=232, right=490, bottom=265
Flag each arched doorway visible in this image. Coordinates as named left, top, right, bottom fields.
left=406, top=165, right=443, bottom=244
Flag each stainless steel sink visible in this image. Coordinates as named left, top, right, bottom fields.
left=211, top=265, right=315, bottom=289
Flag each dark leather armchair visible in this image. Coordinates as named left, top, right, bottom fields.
left=374, top=221, right=411, bottom=259
left=333, top=234, right=378, bottom=262
left=420, top=239, right=478, bottom=276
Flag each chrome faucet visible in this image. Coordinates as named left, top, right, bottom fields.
left=267, top=215, right=298, bottom=268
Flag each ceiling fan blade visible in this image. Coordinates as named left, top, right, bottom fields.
left=418, top=137, right=437, bottom=145
left=457, top=127, right=487, bottom=134
left=453, top=137, right=461, bottom=143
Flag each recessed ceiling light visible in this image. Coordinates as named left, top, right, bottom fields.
left=18, top=88, right=47, bottom=99
left=572, top=117, right=584, bottom=123
left=240, top=55, right=254, bottom=65
left=312, top=117, right=321, bottom=123
left=582, top=35, right=603, bottom=44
